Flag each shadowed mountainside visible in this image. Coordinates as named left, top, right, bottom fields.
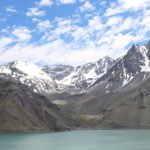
left=0, top=77, right=74, bottom=132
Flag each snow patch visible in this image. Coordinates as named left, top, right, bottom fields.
left=140, top=46, right=150, bottom=72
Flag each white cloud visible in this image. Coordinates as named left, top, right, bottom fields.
left=119, top=17, right=133, bottom=31
left=80, top=1, right=95, bottom=12
left=32, top=18, right=41, bottom=23
left=71, top=27, right=89, bottom=42
left=111, top=33, right=133, bottom=49
left=0, top=28, right=10, bottom=34
left=12, top=26, right=32, bottom=42
left=105, top=0, right=150, bottom=16
left=37, top=20, right=52, bottom=30
left=105, top=3, right=123, bottom=17
left=119, top=0, right=150, bottom=10
left=0, top=37, right=13, bottom=48
left=137, top=10, right=150, bottom=36
left=39, top=18, right=73, bottom=41
left=58, top=0, right=76, bottom=4
left=106, top=16, right=123, bottom=26
left=50, top=18, right=74, bottom=38
left=0, top=39, right=120, bottom=65
left=26, top=7, right=46, bottom=17
left=38, top=0, right=53, bottom=6
left=88, top=16, right=103, bottom=31
left=0, top=25, right=149, bottom=66
left=6, top=6, right=17, bottom=13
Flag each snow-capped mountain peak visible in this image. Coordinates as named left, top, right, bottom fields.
left=42, top=56, right=115, bottom=91
left=0, top=60, right=57, bottom=94
left=90, top=42, right=150, bottom=94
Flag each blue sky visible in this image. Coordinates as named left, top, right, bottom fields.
left=0, top=0, right=150, bottom=65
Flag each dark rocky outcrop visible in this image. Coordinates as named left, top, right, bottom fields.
left=0, top=77, right=73, bottom=132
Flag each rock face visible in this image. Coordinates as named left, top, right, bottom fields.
left=43, top=65, right=74, bottom=81
left=43, top=56, right=115, bottom=92
left=0, top=77, right=72, bottom=131
left=89, top=42, right=150, bottom=95
left=73, top=77, right=150, bottom=128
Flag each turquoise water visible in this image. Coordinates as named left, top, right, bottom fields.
left=0, top=130, right=150, bottom=150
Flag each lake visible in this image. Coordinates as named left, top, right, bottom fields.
left=0, top=130, right=150, bottom=150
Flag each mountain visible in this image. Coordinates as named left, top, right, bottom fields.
left=0, top=41, right=150, bottom=130
left=0, top=61, right=57, bottom=96
left=70, top=75, right=150, bottom=128
left=43, top=56, right=115, bottom=92
left=66, top=41, right=150, bottom=128
left=0, top=57, right=115, bottom=96
left=0, top=77, right=73, bottom=131
left=89, top=42, right=150, bottom=95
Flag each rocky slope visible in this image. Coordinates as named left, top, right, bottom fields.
left=0, top=77, right=73, bottom=131
left=71, top=76, right=150, bottom=128
left=89, top=42, right=150, bottom=95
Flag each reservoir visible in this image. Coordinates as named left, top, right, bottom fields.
left=0, top=130, right=150, bottom=150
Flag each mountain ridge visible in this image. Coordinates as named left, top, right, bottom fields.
left=0, top=42, right=150, bottom=96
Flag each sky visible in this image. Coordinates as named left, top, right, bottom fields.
left=0, top=0, right=150, bottom=66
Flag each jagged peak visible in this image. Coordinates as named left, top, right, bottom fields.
left=0, top=60, right=52, bottom=80
left=103, top=56, right=114, bottom=60
left=127, top=43, right=148, bottom=56
left=7, top=60, right=33, bottom=66
left=97, top=56, right=114, bottom=62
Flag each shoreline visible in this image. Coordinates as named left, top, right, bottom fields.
left=1, top=126, right=150, bottom=134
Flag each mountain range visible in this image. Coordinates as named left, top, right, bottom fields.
left=0, top=41, right=150, bottom=131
